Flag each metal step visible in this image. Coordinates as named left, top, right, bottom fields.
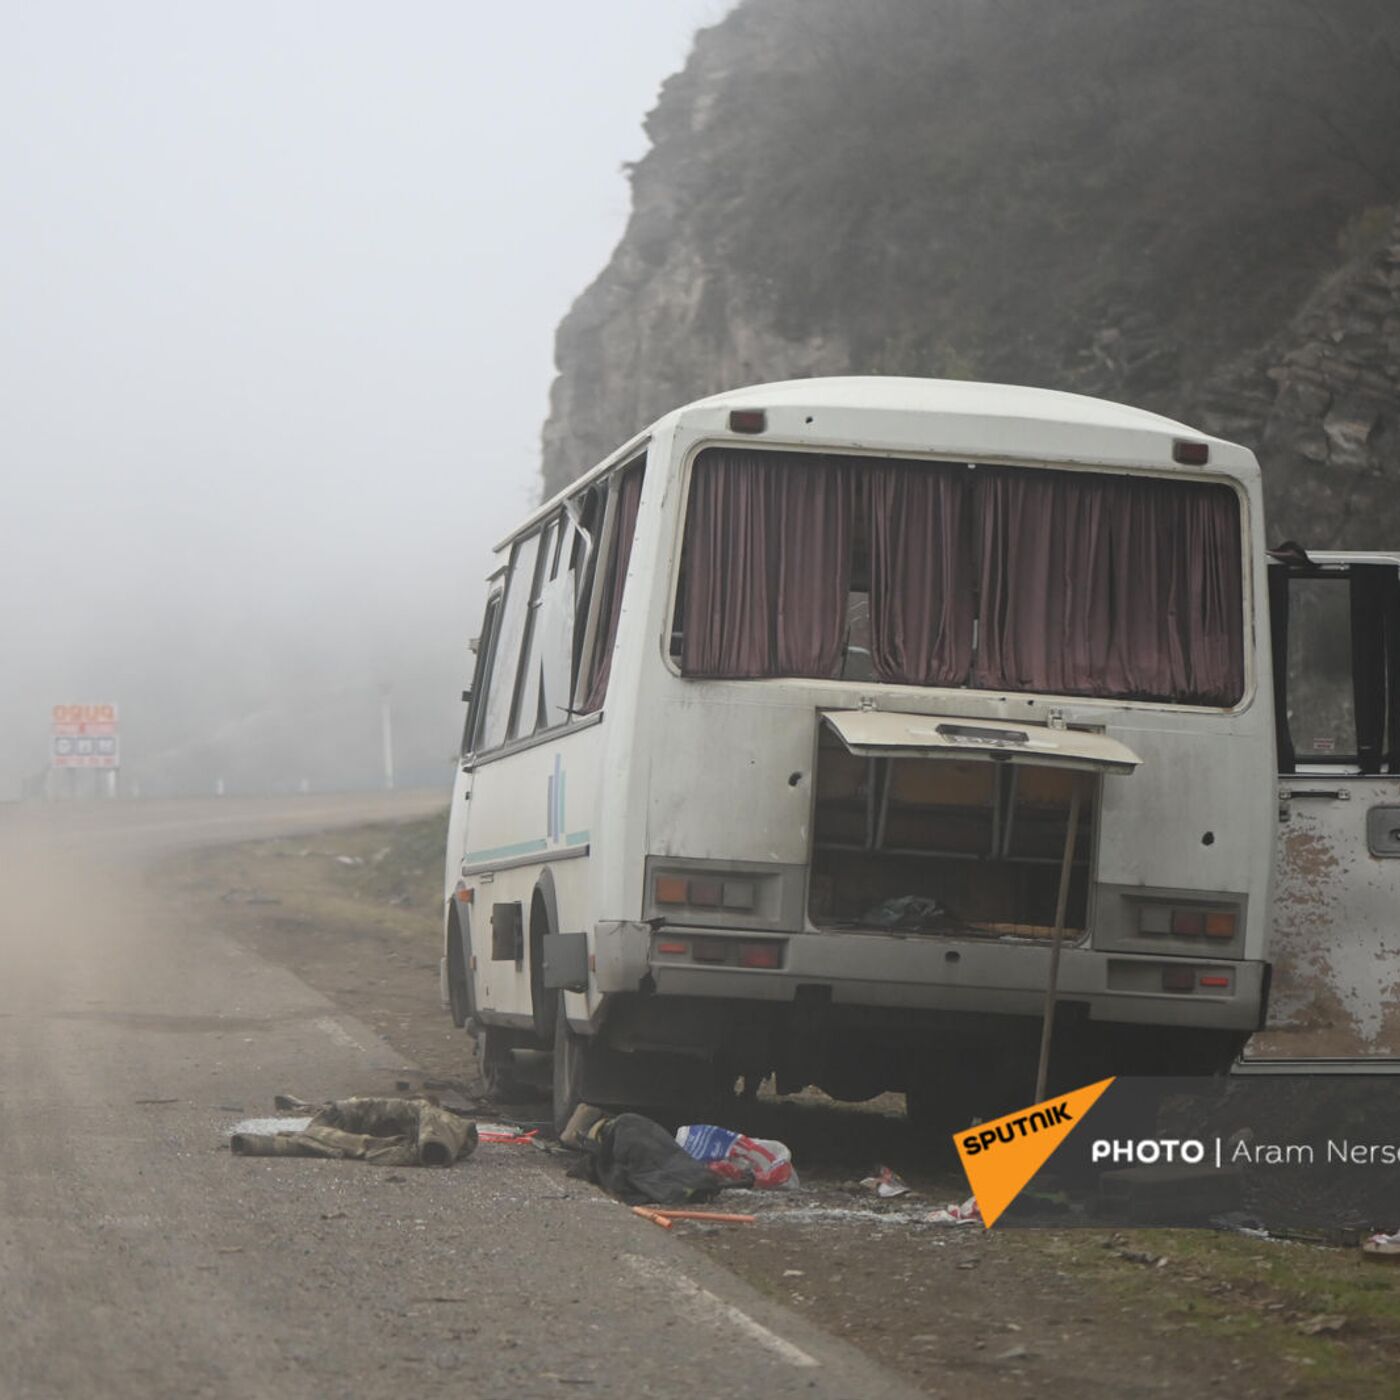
left=1232, top=1056, right=1400, bottom=1076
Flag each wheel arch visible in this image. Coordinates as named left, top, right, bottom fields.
left=445, top=900, right=474, bottom=1029
left=529, top=868, right=561, bottom=1046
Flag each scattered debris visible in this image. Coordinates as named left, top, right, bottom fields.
left=926, top=1197, right=982, bottom=1225
left=477, top=1124, right=542, bottom=1145
left=859, top=1165, right=911, bottom=1199
left=631, top=1204, right=757, bottom=1230
left=860, top=894, right=956, bottom=933
left=1362, top=1229, right=1400, bottom=1262
left=1116, top=1249, right=1168, bottom=1267
left=1297, top=1314, right=1347, bottom=1335
left=675, top=1123, right=798, bottom=1189
left=566, top=1109, right=729, bottom=1205
left=230, top=1095, right=478, bottom=1167
left=134, top=1097, right=180, bottom=1106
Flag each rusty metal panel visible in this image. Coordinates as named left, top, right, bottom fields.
left=1250, top=777, right=1400, bottom=1058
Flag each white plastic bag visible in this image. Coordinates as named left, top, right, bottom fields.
left=675, top=1123, right=798, bottom=1189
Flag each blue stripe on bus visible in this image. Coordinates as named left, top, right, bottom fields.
left=462, top=836, right=550, bottom=864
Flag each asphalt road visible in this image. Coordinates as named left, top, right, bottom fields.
left=0, top=795, right=920, bottom=1400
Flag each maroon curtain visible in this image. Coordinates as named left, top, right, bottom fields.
left=866, top=462, right=974, bottom=685
left=680, top=450, right=853, bottom=678
left=579, top=465, right=644, bottom=713
left=973, top=468, right=1244, bottom=705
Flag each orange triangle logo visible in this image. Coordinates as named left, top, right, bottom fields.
left=954, top=1078, right=1114, bottom=1227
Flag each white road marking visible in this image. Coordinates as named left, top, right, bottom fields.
left=622, top=1253, right=819, bottom=1369
left=314, top=1016, right=367, bottom=1052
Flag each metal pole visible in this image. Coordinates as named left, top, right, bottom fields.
left=380, top=688, right=395, bottom=791
left=1034, top=776, right=1083, bottom=1103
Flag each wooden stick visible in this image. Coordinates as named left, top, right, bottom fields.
left=652, top=1209, right=757, bottom=1224
left=1034, top=777, right=1083, bottom=1104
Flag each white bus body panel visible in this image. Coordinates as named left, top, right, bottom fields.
left=452, top=379, right=1275, bottom=1060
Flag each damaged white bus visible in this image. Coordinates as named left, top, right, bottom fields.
left=443, top=378, right=1276, bottom=1130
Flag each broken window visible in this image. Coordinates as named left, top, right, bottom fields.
left=578, top=461, right=645, bottom=714
left=477, top=531, right=541, bottom=751
left=462, top=588, right=502, bottom=756
left=1273, top=562, right=1400, bottom=773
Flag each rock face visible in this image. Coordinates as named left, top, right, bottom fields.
left=1191, top=208, right=1400, bottom=546
left=541, top=0, right=1400, bottom=545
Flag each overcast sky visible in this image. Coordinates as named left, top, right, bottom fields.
left=1, top=0, right=729, bottom=798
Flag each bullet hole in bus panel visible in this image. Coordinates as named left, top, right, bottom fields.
left=788, top=771, right=803, bottom=787
left=1202, top=831, right=1216, bottom=846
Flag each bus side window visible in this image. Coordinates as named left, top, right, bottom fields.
left=576, top=461, right=645, bottom=715
left=462, top=590, right=502, bottom=758
left=532, top=513, right=580, bottom=731
left=508, top=517, right=560, bottom=740
left=477, top=531, right=542, bottom=751
left=568, top=484, right=605, bottom=699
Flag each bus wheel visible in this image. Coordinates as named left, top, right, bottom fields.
left=552, top=995, right=589, bottom=1136
left=478, top=1026, right=520, bottom=1100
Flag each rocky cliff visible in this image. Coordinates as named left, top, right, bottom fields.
left=541, top=0, right=1400, bottom=544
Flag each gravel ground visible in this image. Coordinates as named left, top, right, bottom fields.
left=160, top=809, right=1400, bottom=1399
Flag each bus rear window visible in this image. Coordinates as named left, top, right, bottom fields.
left=674, top=448, right=1244, bottom=707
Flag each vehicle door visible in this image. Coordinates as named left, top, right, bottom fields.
left=1250, top=552, right=1400, bottom=1059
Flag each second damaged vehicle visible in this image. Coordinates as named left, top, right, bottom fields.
left=443, top=377, right=1274, bottom=1131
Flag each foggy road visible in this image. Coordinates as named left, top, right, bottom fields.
left=0, top=795, right=916, bottom=1400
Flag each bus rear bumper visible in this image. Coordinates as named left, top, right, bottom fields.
left=593, top=922, right=1265, bottom=1032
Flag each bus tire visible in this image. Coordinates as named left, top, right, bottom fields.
left=552, top=994, right=589, bottom=1136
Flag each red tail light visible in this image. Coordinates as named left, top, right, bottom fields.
left=738, top=942, right=782, bottom=969
left=1170, top=910, right=1206, bottom=936
left=1162, top=967, right=1195, bottom=992
left=1199, top=974, right=1231, bottom=988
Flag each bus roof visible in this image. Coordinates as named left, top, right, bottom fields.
left=683, top=376, right=1212, bottom=436
left=508, top=376, right=1247, bottom=553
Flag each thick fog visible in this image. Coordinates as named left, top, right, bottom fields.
left=0, top=1, right=727, bottom=800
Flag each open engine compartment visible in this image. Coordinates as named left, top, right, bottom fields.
left=809, top=724, right=1096, bottom=938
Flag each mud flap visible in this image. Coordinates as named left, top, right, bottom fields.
left=543, top=931, right=588, bottom=992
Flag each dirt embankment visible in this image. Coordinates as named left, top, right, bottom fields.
left=161, top=813, right=1400, bottom=1399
